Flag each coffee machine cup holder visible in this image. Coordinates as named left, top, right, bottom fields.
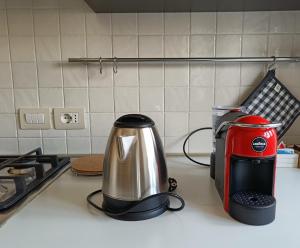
left=215, top=121, right=282, bottom=138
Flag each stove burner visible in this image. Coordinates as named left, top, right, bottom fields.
left=0, top=147, right=70, bottom=212
left=7, top=168, right=35, bottom=177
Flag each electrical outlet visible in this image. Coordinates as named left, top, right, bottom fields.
left=54, top=108, right=85, bottom=130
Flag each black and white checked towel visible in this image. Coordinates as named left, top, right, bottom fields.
left=241, top=70, right=300, bottom=139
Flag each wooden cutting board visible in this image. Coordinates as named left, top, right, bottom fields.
left=71, top=155, right=104, bottom=176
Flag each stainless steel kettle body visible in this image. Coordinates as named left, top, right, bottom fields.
left=102, top=114, right=168, bottom=202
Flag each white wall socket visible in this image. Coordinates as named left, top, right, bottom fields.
left=19, top=108, right=51, bottom=130
left=54, top=108, right=85, bottom=130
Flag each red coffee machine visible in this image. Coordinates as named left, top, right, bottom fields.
left=210, top=111, right=281, bottom=225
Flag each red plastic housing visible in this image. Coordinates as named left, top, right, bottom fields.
left=223, top=115, right=278, bottom=211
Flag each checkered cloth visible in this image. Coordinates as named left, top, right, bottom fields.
left=241, top=70, right=300, bottom=139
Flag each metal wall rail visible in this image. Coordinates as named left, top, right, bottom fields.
left=69, top=56, right=300, bottom=63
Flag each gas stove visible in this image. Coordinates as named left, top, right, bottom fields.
left=0, top=148, right=70, bottom=224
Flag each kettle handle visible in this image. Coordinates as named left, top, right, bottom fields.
left=215, top=121, right=282, bottom=138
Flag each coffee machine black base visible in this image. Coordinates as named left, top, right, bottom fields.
left=102, top=194, right=169, bottom=221
left=229, top=191, right=276, bottom=225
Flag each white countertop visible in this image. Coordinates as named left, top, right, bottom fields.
left=1, top=156, right=300, bottom=248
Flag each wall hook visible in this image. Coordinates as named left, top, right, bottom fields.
left=99, top=57, right=103, bottom=74
left=113, top=57, right=118, bottom=74
left=268, top=56, right=277, bottom=71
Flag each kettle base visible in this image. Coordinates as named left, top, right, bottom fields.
left=103, top=194, right=169, bottom=221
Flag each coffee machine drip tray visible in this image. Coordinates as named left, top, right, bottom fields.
left=229, top=191, right=276, bottom=225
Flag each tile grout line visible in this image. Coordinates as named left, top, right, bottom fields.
left=32, top=5, right=44, bottom=154
left=58, top=7, right=68, bottom=155
left=4, top=2, right=20, bottom=153
left=84, top=11, right=92, bottom=155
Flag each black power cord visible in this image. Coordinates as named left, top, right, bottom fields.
left=87, top=178, right=185, bottom=216
left=183, top=127, right=212, bottom=166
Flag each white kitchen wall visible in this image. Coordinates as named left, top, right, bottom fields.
left=0, top=0, right=299, bottom=155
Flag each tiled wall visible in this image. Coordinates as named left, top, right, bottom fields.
left=0, top=0, right=299, bottom=155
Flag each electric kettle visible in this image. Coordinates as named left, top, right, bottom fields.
left=87, top=114, right=184, bottom=221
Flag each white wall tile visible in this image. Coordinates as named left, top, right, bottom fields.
left=296, top=12, right=300, bottom=33
left=276, top=63, right=299, bottom=88
left=114, top=87, right=139, bottom=113
left=112, top=13, right=137, bottom=35
left=0, top=10, right=8, bottom=35
left=32, top=0, right=59, bottom=9
left=242, top=35, right=268, bottom=56
left=164, top=13, right=190, bottom=35
left=243, top=12, right=269, bottom=34
left=191, top=12, right=216, bottom=34
left=113, top=35, right=138, bottom=57
left=87, top=35, right=112, bottom=57
left=138, top=13, right=163, bottom=35
left=61, top=35, right=85, bottom=61
left=62, top=64, right=87, bottom=87
left=90, top=113, right=114, bottom=136
left=12, top=62, right=38, bottom=88
left=0, top=138, right=18, bottom=155
left=14, top=88, right=39, bottom=109
left=33, top=9, right=59, bottom=35
left=0, top=37, right=10, bottom=62
left=190, top=35, right=215, bottom=57
left=294, top=35, right=300, bottom=56
left=88, top=64, right=113, bottom=87
left=114, top=63, right=138, bottom=86
left=139, top=63, right=164, bottom=86
left=0, top=114, right=17, bottom=137
left=60, top=10, right=85, bottom=35
left=67, top=137, right=91, bottom=154
left=0, top=89, right=14, bottom=113
left=43, top=138, right=66, bottom=154
left=0, top=62, right=13, bottom=88
left=164, top=35, right=189, bottom=57
left=216, top=35, right=241, bottom=57
left=165, top=87, right=189, bottom=111
left=217, top=12, right=243, bottom=34
left=86, top=13, right=111, bottom=35
left=140, top=87, right=164, bottom=112
left=139, top=36, right=163, bottom=58
left=164, top=136, right=186, bottom=153
left=35, top=36, right=60, bottom=62
left=39, top=87, right=63, bottom=107
left=216, top=64, right=241, bottom=87
left=6, top=0, right=32, bottom=8
left=91, top=136, right=108, bottom=154
left=190, top=63, right=215, bottom=87
left=165, top=112, right=188, bottom=137
left=241, top=64, right=266, bottom=86
left=7, top=9, right=33, bottom=35
left=189, top=112, right=212, bottom=153
left=64, top=88, right=89, bottom=111
left=37, top=62, right=62, bottom=87
left=190, top=87, right=214, bottom=111
left=10, top=36, right=35, bottom=62
left=42, top=129, right=65, bottom=138
left=165, top=63, right=189, bottom=86
left=270, top=11, right=295, bottom=33
left=268, top=34, right=293, bottom=56
left=89, top=87, right=114, bottom=112
left=58, top=0, right=86, bottom=9
left=19, top=138, right=42, bottom=154
left=215, top=86, right=240, bottom=106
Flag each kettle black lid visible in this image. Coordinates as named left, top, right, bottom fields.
left=114, top=114, right=155, bottom=128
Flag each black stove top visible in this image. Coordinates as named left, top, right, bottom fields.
left=0, top=148, right=70, bottom=212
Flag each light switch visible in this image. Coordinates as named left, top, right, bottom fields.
left=19, top=108, right=51, bottom=130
